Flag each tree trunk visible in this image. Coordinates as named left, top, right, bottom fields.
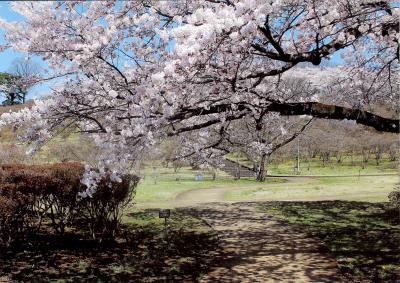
left=350, top=150, right=355, bottom=166
left=256, top=154, right=268, bottom=182
left=235, top=156, right=241, bottom=180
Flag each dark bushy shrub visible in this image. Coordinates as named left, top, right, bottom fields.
left=41, top=163, right=85, bottom=234
left=388, top=184, right=400, bottom=217
left=0, top=196, right=20, bottom=248
left=79, top=174, right=139, bottom=241
left=0, top=163, right=85, bottom=235
left=0, top=163, right=82, bottom=246
left=0, top=162, right=138, bottom=247
left=386, top=184, right=400, bottom=221
left=388, top=185, right=400, bottom=209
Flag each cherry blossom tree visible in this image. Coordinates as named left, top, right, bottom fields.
left=0, top=1, right=398, bottom=189
left=183, top=77, right=317, bottom=181
left=216, top=113, right=313, bottom=181
left=166, top=0, right=399, bottom=131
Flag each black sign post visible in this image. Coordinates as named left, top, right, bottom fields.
left=159, top=209, right=170, bottom=244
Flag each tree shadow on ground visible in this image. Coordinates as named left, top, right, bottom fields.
left=0, top=209, right=220, bottom=283
left=257, top=201, right=400, bottom=282
left=1, top=202, right=397, bottom=282
left=183, top=203, right=341, bottom=283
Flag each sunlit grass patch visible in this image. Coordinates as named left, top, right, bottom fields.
left=225, top=176, right=398, bottom=202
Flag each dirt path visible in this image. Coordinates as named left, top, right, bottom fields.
left=188, top=203, right=341, bottom=282
left=136, top=176, right=317, bottom=209
left=170, top=176, right=315, bottom=207
left=173, top=178, right=342, bottom=282
left=138, top=174, right=394, bottom=281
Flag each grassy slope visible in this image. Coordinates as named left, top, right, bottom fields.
left=0, top=103, right=33, bottom=143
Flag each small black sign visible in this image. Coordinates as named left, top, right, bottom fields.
left=159, top=209, right=170, bottom=218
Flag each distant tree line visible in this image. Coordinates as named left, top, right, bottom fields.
left=272, top=119, right=399, bottom=171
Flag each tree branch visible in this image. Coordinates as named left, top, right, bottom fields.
left=270, top=118, right=313, bottom=153
left=268, top=101, right=399, bottom=133
left=169, top=101, right=399, bottom=133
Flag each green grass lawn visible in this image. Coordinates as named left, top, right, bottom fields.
left=135, top=162, right=398, bottom=205
left=225, top=175, right=399, bottom=202
left=257, top=201, right=400, bottom=282
left=135, top=165, right=285, bottom=203
left=123, top=208, right=213, bottom=234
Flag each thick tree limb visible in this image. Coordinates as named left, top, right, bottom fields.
left=269, top=101, right=399, bottom=133
left=169, top=101, right=399, bottom=133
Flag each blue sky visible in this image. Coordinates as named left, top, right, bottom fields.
left=0, top=2, right=51, bottom=100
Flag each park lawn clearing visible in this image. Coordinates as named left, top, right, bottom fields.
left=225, top=175, right=398, bottom=202
left=0, top=209, right=220, bottom=283
left=136, top=178, right=261, bottom=203
left=135, top=165, right=285, bottom=203
left=257, top=201, right=400, bottom=282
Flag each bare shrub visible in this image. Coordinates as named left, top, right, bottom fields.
left=41, top=163, right=85, bottom=234
left=388, top=185, right=400, bottom=210
left=0, top=196, right=20, bottom=248
left=78, top=174, right=139, bottom=242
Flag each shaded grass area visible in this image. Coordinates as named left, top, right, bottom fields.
left=226, top=176, right=398, bottom=202
left=0, top=209, right=219, bottom=283
left=257, top=201, right=400, bottom=282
